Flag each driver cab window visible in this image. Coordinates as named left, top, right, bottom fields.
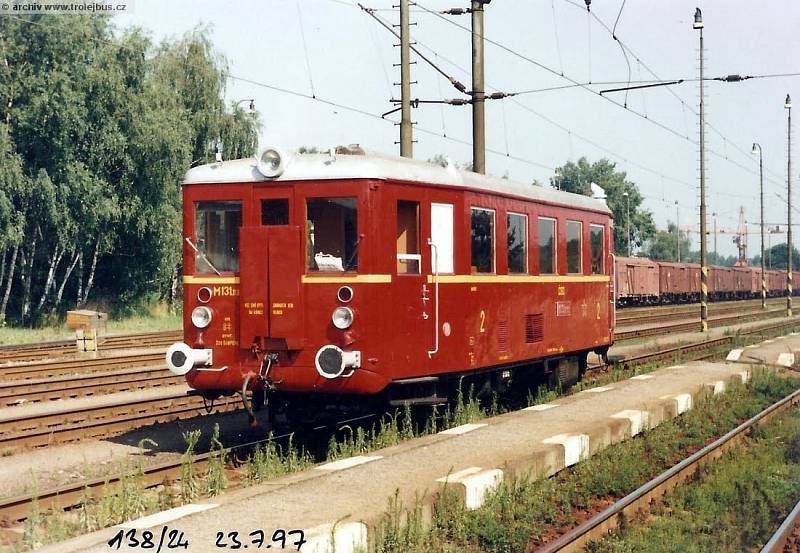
left=261, top=199, right=289, bottom=225
left=194, top=200, right=242, bottom=273
left=306, top=197, right=358, bottom=272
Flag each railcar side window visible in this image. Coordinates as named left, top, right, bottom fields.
left=471, top=207, right=495, bottom=273
left=538, top=217, right=556, bottom=274
left=566, top=220, right=582, bottom=274
left=590, top=224, right=604, bottom=274
left=194, top=201, right=242, bottom=273
left=507, top=212, right=527, bottom=274
left=261, top=199, right=289, bottom=225
left=396, top=201, right=421, bottom=274
left=306, top=197, right=358, bottom=272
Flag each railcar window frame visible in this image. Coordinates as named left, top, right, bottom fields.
left=260, top=198, right=290, bottom=226
left=590, top=223, right=604, bottom=275
left=396, top=200, right=421, bottom=275
left=305, top=196, right=359, bottom=273
left=566, top=220, right=583, bottom=274
left=193, top=200, right=242, bottom=274
left=470, top=206, right=496, bottom=274
left=538, top=216, right=557, bottom=275
left=507, top=212, right=528, bottom=274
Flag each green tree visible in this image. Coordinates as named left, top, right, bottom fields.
left=645, top=222, right=691, bottom=262
left=0, top=16, right=260, bottom=324
left=754, top=243, right=800, bottom=271
left=551, top=157, right=655, bottom=255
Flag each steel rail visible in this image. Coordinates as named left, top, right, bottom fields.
left=0, top=367, right=182, bottom=407
left=0, top=351, right=166, bottom=380
left=0, top=393, right=240, bottom=449
left=616, top=301, right=782, bottom=325
left=615, top=308, right=786, bottom=341
left=761, top=496, right=800, bottom=552
left=535, top=388, right=800, bottom=552
left=0, top=412, right=378, bottom=526
left=0, top=330, right=181, bottom=363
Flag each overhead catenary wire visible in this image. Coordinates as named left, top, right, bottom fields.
left=4, top=9, right=778, bottom=210
left=296, top=0, right=316, bottom=98
left=405, top=30, right=699, bottom=192
left=225, top=73, right=554, bottom=170
left=560, top=0, right=792, bottom=187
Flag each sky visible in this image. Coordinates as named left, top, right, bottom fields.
left=114, top=0, right=800, bottom=258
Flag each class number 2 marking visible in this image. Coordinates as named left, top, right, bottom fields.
left=479, top=309, right=486, bottom=333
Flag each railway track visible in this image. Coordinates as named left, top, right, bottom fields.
left=0, top=390, right=240, bottom=450
left=0, top=350, right=165, bottom=381
left=2, top=317, right=798, bottom=531
left=615, top=299, right=784, bottom=325
left=614, top=307, right=787, bottom=341
left=0, top=309, right=795, bottom=445
left=535, top=385, right=800, bottom=552
left=0, top=367, right=182, bottom=407
left=0, top=330, right=182, bottom=363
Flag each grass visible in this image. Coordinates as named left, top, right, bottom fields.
left=371, top=371, right=800, bottom=553
left=0, top=304, right=181, bottom=346
left=588, top=400, right=800, bottom=551
left=326, top=383, right=486, bottom=461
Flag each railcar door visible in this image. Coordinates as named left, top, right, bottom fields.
left=238, top=191, right=301, bottom=351
left=392, top=200, right=430, bottom=376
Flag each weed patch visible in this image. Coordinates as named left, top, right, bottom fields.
left=373, top=371, right=800, bottom=552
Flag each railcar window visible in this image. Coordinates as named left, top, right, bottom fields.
left=306, top=197, right=358, bottom=272
left=471, top=207, right=495, bottom=273
left=507, top=212, right=527, bottom=274
left=194, top=201, right=242, bottom=273
left=396, top=201, right=420, bottom=274
left=261, top=199, right=289, bottom=225
left=566, top=220, right=582, bottom=274
left=538, top=217, right=556, bottom=274
left=590, top=224, right=604, bottom=274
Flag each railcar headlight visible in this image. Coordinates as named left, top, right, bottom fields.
left=332, top=306, right=354, bottom=329
left=191, top=306, right=213, bottom=329
left=256, top=147, right=287, bottom=178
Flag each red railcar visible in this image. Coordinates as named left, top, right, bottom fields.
left=709, top=266, right=735, bottom=299
left=747, top=267, right=761, bottom=297
left=658, top=262, right=700, bottom=302
left=166, top=147, right=615, bottom=421
left=767, top=270, right=785, bottom=297
left=732, top=266, right=755, bottom=298
left=614, top=256, right=659, bottom=306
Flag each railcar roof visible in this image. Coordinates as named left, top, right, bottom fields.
left=183, top=149, right=612, bottom=216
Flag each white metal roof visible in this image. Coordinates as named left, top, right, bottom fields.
left=182, top=149, right=612, bottom=216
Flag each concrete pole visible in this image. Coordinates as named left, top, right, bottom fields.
left=626, top=194, right=631, bottom=256
left=399, top=0, right=412, bottom=158
left=696, top=16, right=708, bottom=332
left=676, top=202, right=681, bottom=262
left=755, top=145, right=766, bottom=309
left=712, top=212, right=717, bottom=262
left=471, top=0, right=486, bottom=174
left=787, top=94, right=793, bottom=317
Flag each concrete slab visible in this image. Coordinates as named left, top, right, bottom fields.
left=726, top=333, right=800, bottom=368
left=40, top=354, right=766, bottom=553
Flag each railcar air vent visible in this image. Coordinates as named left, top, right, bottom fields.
left=525, top=314, right=544, bottom=343
left=498, top=320, right=509, bottom=352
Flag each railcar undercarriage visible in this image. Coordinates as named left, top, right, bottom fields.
left=190, top=348, right=606, bottom=428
